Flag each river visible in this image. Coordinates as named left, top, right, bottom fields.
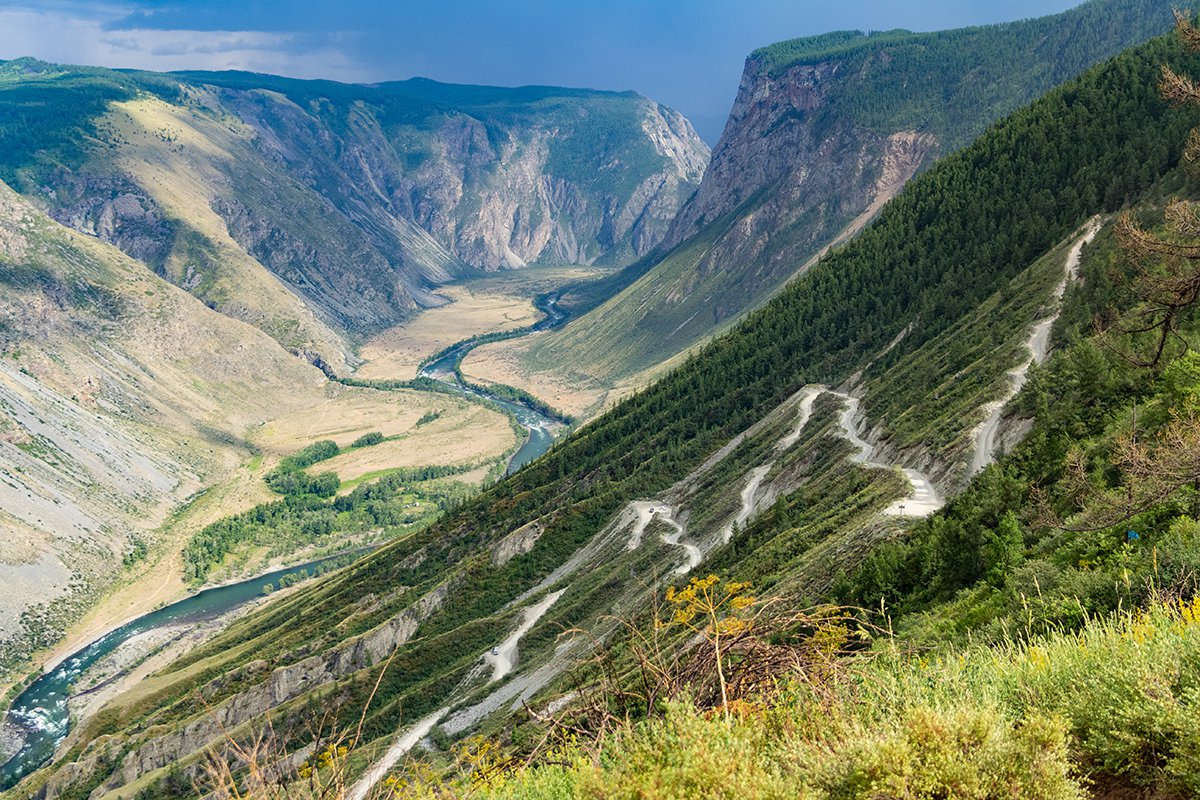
left=0, top=559, right=348, bottom=790
left=417, top=293, right=567, bottom=474
left=0, top=293, right=572, bottom=790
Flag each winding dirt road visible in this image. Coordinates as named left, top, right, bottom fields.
left=348, top=708, right=447, bottom=800
left=831, top=391, right=944, bottom=517
left=348, top=588, right=566, bottom=800
left=484, top=589, right=565, bottom=681
left=623, top=501, right=699, bottom=573
left=721, top=386, right=824, bottom=543
left=971, top=218, right=1101, bottom=474
left=350, top=374, right=954, bottom=800
left=658, top=510, right=702, bottom=575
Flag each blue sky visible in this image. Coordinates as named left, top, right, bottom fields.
left=0, top=0, right=1081, bottom=143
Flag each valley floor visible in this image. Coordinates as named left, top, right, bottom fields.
left=355, top=285, right=540, bottom=382
left=27, top=381, right=515, bottom=695
left=1, top=264, right=607, bottom=770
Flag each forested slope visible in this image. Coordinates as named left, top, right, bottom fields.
left=432, top=155, right=1200, bottom=800
left=16, top=20, right=1200, bottom=800
left=502, top=0, right=1176, bottom=395
left=413, top=31, right=1200, bottom=798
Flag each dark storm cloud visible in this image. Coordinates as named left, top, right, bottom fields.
left=0, top=0, right=1083, bottom=143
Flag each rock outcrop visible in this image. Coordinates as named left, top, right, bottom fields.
left=7, top=65, right=709, bottom=365
left=521, top=0, right=1176, bottom=385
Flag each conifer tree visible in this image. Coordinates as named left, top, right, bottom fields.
left=1113, top=12, right=1200, bottom=367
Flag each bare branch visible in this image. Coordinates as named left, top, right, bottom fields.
left=1037, top=412, right=1200, bottom=532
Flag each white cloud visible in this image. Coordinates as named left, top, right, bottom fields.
left=0, top=5, right=377, bottom=82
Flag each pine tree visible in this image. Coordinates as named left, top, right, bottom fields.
left=1111, top=12, right=1200, bottom=367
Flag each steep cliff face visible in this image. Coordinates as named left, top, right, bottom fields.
left=514, top=0, right=1175, bottom=387
left=513, top=54, right=947, bottom=386
left=0, top=64, right=708, bottom=370
left=661, top=60, right=932, bottom=253
left=206, top=79, right=708, bottom=272
left=20, top=14, right=1200, bottom=796
left=654, top=56, right=945, bottom=332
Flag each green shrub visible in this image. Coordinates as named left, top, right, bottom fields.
left=264, top=468, right=339, bottom=497
left=460, top=603, right=1200, bottom=800
left=808, top=706, right=1079, bottom=800
left=351, top=431, right=385, bottom=448
left=280, top=439, right=340, bottom=470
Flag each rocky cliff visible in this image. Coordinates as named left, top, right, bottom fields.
left=0, top=64, right=708, bottom=370
left=512, top=0, right=1176, bottom=387
left=659, top=59, right=932, bottom=254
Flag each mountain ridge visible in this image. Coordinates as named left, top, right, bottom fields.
left=491, top=0, right=1176, bottom=401
left=15, top=19, right=1200, bottom=798
left=0, top=60, right=708, bottom=371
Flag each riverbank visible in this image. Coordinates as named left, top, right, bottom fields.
left=2, top=268, right=596, bottom=789
left=389, top=289, right=577, bottom=474
left=356, top=285, right=541, bottom=382
left=0, top=556, right=350, bottom=790
left=0, top=719, right=20, bottom=766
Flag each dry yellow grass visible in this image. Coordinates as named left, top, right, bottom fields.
left=462, top=320, right=702, bottom=422
left=252, top=386, right=512, bottom=457
left=356, top=286, right=539, bottom=381
left=461, top=335, right=607, bottom=419
left=316, top=407, right=518, bottom=483
left=444, top=464, right=493, bottom=486
left=40, top=387, right=513, bottom=678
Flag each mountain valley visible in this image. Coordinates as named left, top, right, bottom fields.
left=474, top=0, right=1178, bottom=414
left=5, top=1, right=1200, bottom=798
left=0, top=62, right=705, bottom=714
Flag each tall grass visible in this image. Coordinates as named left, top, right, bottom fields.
left=201, top=599, right=1200, bottom=798
left=456, top=600, right=1200, bottom=799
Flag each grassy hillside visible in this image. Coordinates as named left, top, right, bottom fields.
left=0, top=60, right=177, bottom=186
left=833, top=215, right=1200, bottom=643
left=0, top=178, right=329, bottom=688
left=15, top=18, right=1200, bottom=800
left=401, top=601, right=1200, bottom=799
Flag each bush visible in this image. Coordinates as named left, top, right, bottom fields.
left=477, top=702, right=1079, bottom=800
left=265, top=468, right=339, bottom=498
left=808, top=706, right=1079, bottom=800
left=351, top=431, right=385, bottom=448
left=280, top=440, right=339, bottom=470
left=446, top=603, right=1200, bottom=800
